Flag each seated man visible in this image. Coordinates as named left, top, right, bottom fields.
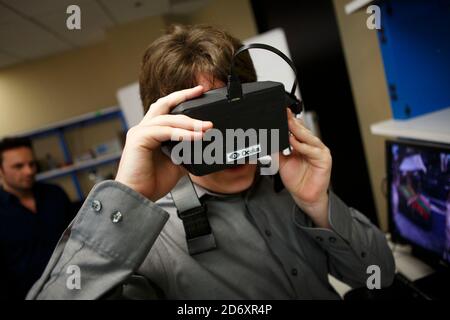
left=27, top=25, right=395, bottom=300
left=0, top=137, right=74, bottom=299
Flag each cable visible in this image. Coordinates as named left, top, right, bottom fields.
left=227, top=43, right=299, bottom=100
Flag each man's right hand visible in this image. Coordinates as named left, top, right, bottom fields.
left=115, top=85, right=213, bottom=202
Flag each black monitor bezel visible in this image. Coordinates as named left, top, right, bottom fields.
left=386, top=138, right=450, bottom=268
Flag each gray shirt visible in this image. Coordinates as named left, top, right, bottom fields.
left=26, top=175, right=395, bottom=300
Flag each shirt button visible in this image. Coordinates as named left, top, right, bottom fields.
left=291, top=268, right=298, bottom=276
left=361, top=251, right=366, bottom=258
left=329, top=237, right=336, bottom=243
left=91, top=200, right=102, bottom=212
left=265, top=229, right=272, bottom=237
left=111, top=211, right=123, bottom=223
left=316, top=236, right=323, bottom=242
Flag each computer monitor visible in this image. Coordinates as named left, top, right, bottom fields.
left=386, top=139, right=450, bottom=266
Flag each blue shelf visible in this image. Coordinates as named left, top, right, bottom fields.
left=36, top=152, right=122, bottom=181
left=16, top=106, right=127, bottom=200
left=16, top=106, right=126, bottom=139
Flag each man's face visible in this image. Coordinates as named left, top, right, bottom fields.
left=0, top=147, right=37, bottom=192
left=188, top=74, right=258, bottom=194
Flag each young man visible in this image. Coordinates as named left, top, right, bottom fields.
left=27, top=25, right=395, bottom=300
left=0, top=137, right=73, bottom=299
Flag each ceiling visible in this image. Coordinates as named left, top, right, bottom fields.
left=0, top=0, right=210, bottom=69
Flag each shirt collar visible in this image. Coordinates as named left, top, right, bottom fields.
left=0, top=183, right=40, bottom=204
left=193, top=183, right=227, bottom=199
left=191, top=172, right=263, bottom=200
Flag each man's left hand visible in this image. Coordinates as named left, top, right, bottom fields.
left=279, top=109, right=332, bottom=229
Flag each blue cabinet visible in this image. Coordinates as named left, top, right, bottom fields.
left=377, top=0, right=450, bottom=119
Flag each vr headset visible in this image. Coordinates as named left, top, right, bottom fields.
left=161, top=43, right=303, bottom=176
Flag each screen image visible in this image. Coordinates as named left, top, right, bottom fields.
left=388, top=141, right=450, bottom=263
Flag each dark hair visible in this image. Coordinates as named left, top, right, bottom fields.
left=0, top=137, right=33, bottom=165
left=139, top=24, right=257, bottom=113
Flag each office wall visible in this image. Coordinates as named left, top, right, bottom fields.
left=0, top=15, right=166, bottom=137
left=0, top=0, right=257, bottom=138
left=332, top=0, right=392, bottom=230
left=186, top=0, right=257, bottom=40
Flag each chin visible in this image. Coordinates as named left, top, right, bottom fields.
left=20, top=184, right=34, bottom=191
left=20, top=179, right=35, bottom=190
left=191, top=164, right=257, bottom=194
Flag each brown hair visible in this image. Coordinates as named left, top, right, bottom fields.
left=139, top=24, right=257, bottom=113
left=0, top=137, right=32, bottom=166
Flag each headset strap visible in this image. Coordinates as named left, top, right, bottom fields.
left=230, top=43, right=299, bottom=96
left=170, top=175, right=216, bottom=255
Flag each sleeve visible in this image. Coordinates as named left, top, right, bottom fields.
left=293, top=191, right=396, bottom=289
left=26, top=180, right=169, bottom=300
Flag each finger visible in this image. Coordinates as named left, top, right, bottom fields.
left=148, top=114, right=213, bottom=132
left=152, top=126, right=205, bottom=142
left=288, top=135, right=324, bottom=160
left=133, top=126, right=204, bottom=149
left=287, top=108, right=309, bottom=133
left=288, top=116, right=325, bottom=149
left=286, top=108, right=305, bottom=125
left=145, top=85, right=205, bottom=119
